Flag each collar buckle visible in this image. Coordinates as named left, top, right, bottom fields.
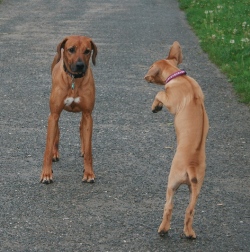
left=71, top=77, right=75, bottom=90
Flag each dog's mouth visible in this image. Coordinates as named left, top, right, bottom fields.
left=70, top=62, right=87, bottom=75
left=64, top=62, right=87, bottom=78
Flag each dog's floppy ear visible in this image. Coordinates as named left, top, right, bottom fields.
left=51, top=37, right=68, bottom=73
left=167, top=41, right=183, bottom=66
left=144, top=64, right=160, bottom=83
left=56, top=37, right=68, bottom=60
left=52, top=37, right=68, bottom=67
left=90, top=40, right=97, bottom=66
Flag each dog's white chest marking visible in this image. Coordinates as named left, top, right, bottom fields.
left=64, top=97, right=81, bottom=106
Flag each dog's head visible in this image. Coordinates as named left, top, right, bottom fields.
left=56, top=36, right=97, bottom=75
left=144, top=41, right=183, bottom=85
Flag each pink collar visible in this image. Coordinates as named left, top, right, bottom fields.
left=165, top=70, right=186, bottom=85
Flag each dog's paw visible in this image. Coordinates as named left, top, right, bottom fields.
left=152, top=105, right=163, bottom=113
left=40, top=169, right=53, bottom=184
left=40, top=175, right=53, bottom=184
left=40, top=178, right=53, bottom=184
left=52, top=151, right=59, bottom=162
left=52, top=157, right=59, bottom=162
left=82, top=172, right=95, bottom=183
left=82, top=178, right=95, bottom=183
left=158, top=222, right=170, bottom=237
left=181, top=230, right=196, bottom=239
left=158, top=230, right=169, bottom=237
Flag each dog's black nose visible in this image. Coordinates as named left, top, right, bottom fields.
left=76, top=61, right=85, bottom=71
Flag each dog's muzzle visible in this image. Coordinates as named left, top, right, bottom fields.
left=71, top=60, right=87, bottom=74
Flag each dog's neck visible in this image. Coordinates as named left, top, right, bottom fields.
left=165, top=70, right=186, bottom=87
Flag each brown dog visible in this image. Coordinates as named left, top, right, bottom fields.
left=144, top=41, right=209, bottom=238
left=40, top=35, right=97, bottom=184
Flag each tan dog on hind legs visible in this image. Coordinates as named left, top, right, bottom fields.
left=144, top=41, right=209, bottom=239
left=40, top=35, right=97, bottom=184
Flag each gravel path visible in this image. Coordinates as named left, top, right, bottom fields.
left=0, top=0, right=249, bottom=251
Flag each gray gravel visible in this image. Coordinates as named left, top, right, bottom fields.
left=0, top=0, right=249, bottom=251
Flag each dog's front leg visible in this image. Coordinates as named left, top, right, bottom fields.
left=151, top=90, right=167, bottom=113
left=79, top=117, right=84, bottom=157
left=40, top=113, right=60, bottom=184
left=81, top=112, right=95, bottom=183
left=52, top=125, right=60, bottom=162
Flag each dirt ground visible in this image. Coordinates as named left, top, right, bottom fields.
left=0, top=0, right=249, bottom=251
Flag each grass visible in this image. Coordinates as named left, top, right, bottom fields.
left=178, top=0, right=250, bottom=104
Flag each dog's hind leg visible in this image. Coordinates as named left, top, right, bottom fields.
left=158, top=163, right=185, bottom=236
left=158, top=185, right=175, bottom=236
left=183, top=174, right=204, bottom=239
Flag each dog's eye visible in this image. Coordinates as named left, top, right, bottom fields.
left=84, top=49, right=91, bottom=55
left=68, top=47, right=75, bottom=53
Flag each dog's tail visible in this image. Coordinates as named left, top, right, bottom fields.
left=195, top=103, right=206, bottom=152
left=187, top=103, right=208, bottom=186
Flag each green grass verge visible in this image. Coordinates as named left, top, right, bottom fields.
left=178, top=0, right=250, bottom=104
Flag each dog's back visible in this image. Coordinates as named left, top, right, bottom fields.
left=170, top=76, right=209, bottom=154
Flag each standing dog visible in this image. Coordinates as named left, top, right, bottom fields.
left=144, top=41, right=209, bottom=238
left=40, top=35, right=97, bottom=184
